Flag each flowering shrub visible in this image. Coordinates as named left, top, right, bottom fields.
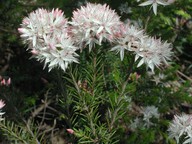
left=18, top=3, right=172, bottom=73
left=0, top=0, right=192, bottom=144
left=17, top=2, right=173, bottom=143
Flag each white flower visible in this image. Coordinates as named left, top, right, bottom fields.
left=151, top=73, right=166, bottom=85
left=118, top=2, right=132, bottom=14
left=111, top=24, right=172, bottom=72
left=36, top=34, right=79, bottom=71
left=70, top=3, right=121, bottom=51
left=130, top=117, right=142, bottom=130
left=111, top=24, right=144, bottom=61
left=139, top=0, right=169, bottom=15
left=168, top=113, right=192, bottom=144
left=135, top=37, right=172, bottom=72
left=184, top=131, right=192, bottom=144
left=18, top=8, right=68, bottom=48
left=18, top=8, right=79, bottom=72
left=141, top=106, right=160, bottom=127
left=168, top=121, right=182, bottom=143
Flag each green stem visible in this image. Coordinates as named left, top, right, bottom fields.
left=144, top=10, right=152, bottom=31
left=69, top=68, right=80, bottom=95
left=56, top=69, right=67, bottom=98
left=108, top=55, right=135, bottom=132
left=144, top=16, right=151, bottom=31
left=121, top=55, right=135, bottom=95
left=92, top=56, right=97, bottom=97
left=56, top=69, right=73, bottom=128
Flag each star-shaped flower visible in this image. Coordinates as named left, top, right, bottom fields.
left=139, top=0, right=169, bottom=15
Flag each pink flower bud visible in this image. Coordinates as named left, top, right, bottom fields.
left=6, top=78, right=11, bottom=86
left=66, top=129, right=74, bottom=134
left=1, top=79, right=6, bottom=86
left=136, top=73, right=141, bottom=80
left=0, top=100, right=5, bottom=109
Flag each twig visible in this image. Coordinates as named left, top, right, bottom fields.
left=144, top=16, right=151, bottom=31
left=0, top=27, right=18, bottom=35
left=177, top=70, right=192, bottom=83
left=70, top=68, right=80, bottom=94
left=108, top=56, right=135, bottom=132
left=121, top=56, right=135, bottom=95
left=36, top=91, right=51, bottom=134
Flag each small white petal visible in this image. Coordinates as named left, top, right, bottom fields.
left=135, top=54, right=140, bottom=62
left=97, top=26, right=104, bottom=34
left=137, top=58, right=144, bottom=67
left=139, top=0, right=153, bottom=6
left=32, top=36, right=37, bottom=47
left=157, top=0, right=169, bottom=5
left=152, top=2, right=158, bottom=15
left=120, top=49, right=124, bottom=61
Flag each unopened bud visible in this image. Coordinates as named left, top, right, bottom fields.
left=66, top=129, right=74, bottom=134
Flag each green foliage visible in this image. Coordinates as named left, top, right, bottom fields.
left=64, top=48, right=118, bottom=143
left=0, top=120, right=40, bottom=144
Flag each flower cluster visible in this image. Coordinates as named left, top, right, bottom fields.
left=141, top=106, right=160, bottom=127
left=70, top=3, right=121, bottom=51
left=118, top=2, right=132, bottom=15
left=147, top=72, right=166, bottom=85
left=130, top=117, right=142, bottom=130
left=0, top=100, right=5, bottom=121
left=18, top=3, right=172, bottom=72
left=18, top=8, right=79, bottom=71
left=111, top=24, right=172, bottom=72
left=130, top=105, right=160, bottom=130
left=168, top=113, right=192, bottom=144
